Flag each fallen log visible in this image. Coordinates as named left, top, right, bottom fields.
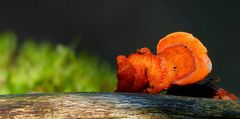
left=0, top=92, right=239, bottom=118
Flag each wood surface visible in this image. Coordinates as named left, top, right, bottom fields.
left=0, top=92, right=239, bottom=118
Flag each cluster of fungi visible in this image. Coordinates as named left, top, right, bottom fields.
left=116, top=32, right=237, bottom=100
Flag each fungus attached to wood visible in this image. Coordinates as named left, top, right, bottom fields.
left=115, top=32, right=238, bottom=100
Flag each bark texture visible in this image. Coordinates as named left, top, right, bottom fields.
left=0, top=92, right=239, bottom=119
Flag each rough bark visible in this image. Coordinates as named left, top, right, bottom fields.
left=0, top=92, right=239, bottom=119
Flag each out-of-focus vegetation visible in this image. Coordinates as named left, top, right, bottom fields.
left=0, top=32, right=116, bottom=94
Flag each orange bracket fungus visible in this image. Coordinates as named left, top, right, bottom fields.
left=115, top=32, right=238, bottom=100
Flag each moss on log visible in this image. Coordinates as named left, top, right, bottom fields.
left=0, top=92, right=239, bottom=118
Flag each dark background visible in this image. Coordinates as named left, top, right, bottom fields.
left=0, top=0, right=239, bottom=96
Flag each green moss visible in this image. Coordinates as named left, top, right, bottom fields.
left=0, top=32, right=117, bottom=94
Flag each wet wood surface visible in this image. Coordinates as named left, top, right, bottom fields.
left=0, top=92, right=239, bottom=119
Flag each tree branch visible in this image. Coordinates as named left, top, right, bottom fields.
left=0, top=92, right=239, bottom=118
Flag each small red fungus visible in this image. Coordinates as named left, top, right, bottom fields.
left=214, top=88, right=238, bottom=100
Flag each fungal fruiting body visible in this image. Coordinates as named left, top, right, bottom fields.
left=214, top=88, right=238, bottom=100
left=115, top=32, right=237, bottom=100
left=156, top=32, right=212, bottom=86
left=116, top=48, right=173, bottom=93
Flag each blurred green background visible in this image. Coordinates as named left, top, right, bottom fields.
left=0, top=32, right=116, bottom=94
